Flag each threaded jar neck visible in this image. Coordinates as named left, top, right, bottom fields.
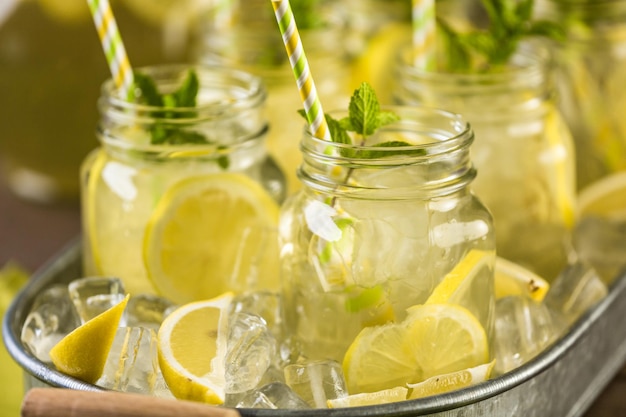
left=393, top=44, right=552, bottom=121
left=97, top=64, right=268, bottom=162
left=299, top=106, right=476, bottom=200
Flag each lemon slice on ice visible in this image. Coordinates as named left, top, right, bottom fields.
left=49, top=295, right=129, bottom=384
left=157, top=292, right=233, bottom=404
left=343, top=303, right=488, bottom=394
left=407, top=360, right=495, bottom=399
left=495, top=257, right=550, bottom=302
left=143, top=173, right=280, bottom=304
left=327, top=386, right=408, bottom=408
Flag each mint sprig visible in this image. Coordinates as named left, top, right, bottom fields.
left=438, top=0, right=565, bottom=72
left=129, top=70, right=229, bottom=169
left=300, top=82, right=418, bottom=158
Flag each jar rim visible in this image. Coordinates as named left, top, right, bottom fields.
left=395, top=42, right=547, bottom=86
left=100, top=63, right=266, bottom=118
left=301, top=105, right=473, bottom=164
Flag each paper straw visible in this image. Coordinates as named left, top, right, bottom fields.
left=412, top=0, right=436, bottom=70
left=86, top=0, right=133, bottom=98
left=271, top=0, right=331, bottom=141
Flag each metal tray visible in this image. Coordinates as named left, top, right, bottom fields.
left=4, top=239, right=626, bottom=417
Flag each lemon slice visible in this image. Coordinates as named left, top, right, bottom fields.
left=426, top=250, right=495, bottom=305
left=327, top=387, right=408, bottom=408
left=404, top=304, right=489, bottom=380
left=157, top=292, right=233, bottom=404
left=495, top=257, right=550, bottom=302
left=578, top=171, right=626, bottom=218
left=544, top=109, right=577, bottom=229
left=49, top=295, right=129, bottom=384
left=143, top=173, right=280, bottom=304
left=343, top=303, right=488, bottom=394
left=407, top=360, right=495, bottom=400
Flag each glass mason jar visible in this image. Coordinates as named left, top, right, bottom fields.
left=196, top=0, right=351, bottom=195
left=0, top=0, right=207, bottom=203
left=81, top=64, right=286, bottom=300
left=279, top=107, right=495, bottom=365
left=393, top=45, right=577, bottom=282
left=535, top=0, right=626, bottom=190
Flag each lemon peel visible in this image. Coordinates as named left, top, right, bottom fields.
left=49, top=294, right=129, bottom=384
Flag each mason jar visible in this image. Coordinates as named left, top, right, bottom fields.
left=279, top=107, right=495, bottom=368
left=0, top=0, right=208, bottom=203
left=534, top=0, right=626, bottom=190
left=196, top=0, right=351, bottom=195
left=81, top=64, right=286, bottom=301
left=393, top=45, right=577, bottom=282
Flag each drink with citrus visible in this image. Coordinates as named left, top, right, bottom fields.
left=394, top=45, right=576, bottom=282
left=279, top=88, right=495, bottom=393
left=81, top=64, right=286, bottom=301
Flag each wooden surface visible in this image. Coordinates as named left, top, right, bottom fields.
left=1, top=171, right=626, bottom=416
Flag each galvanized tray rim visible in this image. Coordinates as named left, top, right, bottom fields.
left=3, top=239, right=625, bottom=416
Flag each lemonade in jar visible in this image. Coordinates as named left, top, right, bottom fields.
left=81, top=64, right=286, bottom=300
left=392, top=0, right=576, bottom=282
left=279, top=84, right=496, bottom=394
left=535, top=0, right=626, bottom=190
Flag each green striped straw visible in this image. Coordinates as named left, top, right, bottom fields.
left=86, top=0, right=134, bottom=98
left=412, top=0, right=437, bottom=70
left=271, top=0, right=331, bottom=141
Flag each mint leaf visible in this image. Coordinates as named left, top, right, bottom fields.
left=346, top=82, right=381, bottom=136
left=130, top=69, right=228, bottom=168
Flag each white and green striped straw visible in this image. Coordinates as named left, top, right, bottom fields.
left=86, top=0, right=133, bottom=98
left=271, top=0, right=331, bottom=141
left=412, top=0, right=437, bottom=70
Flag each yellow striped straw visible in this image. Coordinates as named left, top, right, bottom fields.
left=271, top=0, right=331, bottom=141
left=86, top=0, right=133, bottom=98
left=412, top=0, right=437, bottom=70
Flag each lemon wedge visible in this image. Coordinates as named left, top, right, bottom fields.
left=327, top=386, right=408, bottom=408
left=407, top=360, right=495, bottom=400
left=343, top=303, right=488, bottom=394
left=426, top=249, right=495, bottom=305
left=157, top=292, right=233, bottom=405
left=578, top=171, right=626, bottom=218
left=143, top=173, right=280, bottom=304
left=49, top=295, right=129, bottom=384
left=495, top=257, right=550, bottom=302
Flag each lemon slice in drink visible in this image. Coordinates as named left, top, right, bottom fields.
left=157, top=292, right=233, bottom=404
left=407, top=360, right=495, bottom=400
left=495, top=257, right=550, bottom=302
left=426, top=249, right=495, bottom=305
left=327, top=387, right=408, bottom=408
left=49, top=295, right=129, bottom=384
left=578, top=171, right=626, bottom=218
left=143, top=173, right=280, bottom=304
left=343, top=303, right=488, bottom=394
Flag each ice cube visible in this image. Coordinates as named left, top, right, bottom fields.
left=68, top=276, right=126, bottom=324
left=235, top=382, right=310, bottom=409
left=225, top=312, right=278, bottom=394
left=125, top=294, right=177, bottom=330
left=20, top=285, right=81, bottom=363
left=493, top=295, right=559, bottom=375
left=283, top=360, right=348, bottom=408
left=229, top=291, right=284, bottom=340
left=573, top=215, right=626, bottom=283
left=543, top=258, right=608, bottom=325
left=97, top=327, right=171, bottom=397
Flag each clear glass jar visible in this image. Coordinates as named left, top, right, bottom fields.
left=81, top=64, right=286, bottom=299
left=535, top=0, right=626, bottom=190
left=279, top=107, right=495, bottom=364
left=393, top=45, right=577, bottom=282
left=196, top=0, right=351, bottom=195
left=0, top=0, right=207, bottom=203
